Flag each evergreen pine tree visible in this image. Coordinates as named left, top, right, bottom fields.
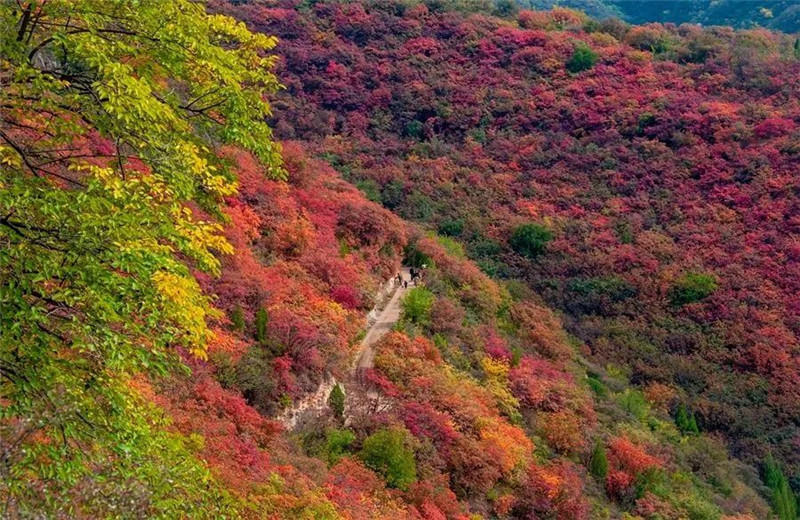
left=328, top=383, right=346, bottom=419
left=763, top=454, right=798, bottom=520
left=676, top=404, right=690, bottom=432
left=687, top=411, right=700, bottom=435
left=255, top=307, right=269, bottom=344
left=675, top=404, right=700, bottom=435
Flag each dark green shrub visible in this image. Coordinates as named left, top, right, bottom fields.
left=404, top=191, right=435, bottom=221
left=325, top=428, right=355, bottom=465
left=566, top=43, right=598, bottom=73
left=254, top=307, right=269, bottom=344
left=403, top=243, right=432, bottom=268
left=355, top=179, right=381, bottom=203
left=509, top=223, right=553, bottom=259
left=381, top=180, right=406, bottom=210
left=493, top=0, right=517, bottom=17
left=404, top=120, right=424, bottom=139
left=438, top=218, right=464, bottom=236
left=586, top=374, right=607, bottom=397
left=589, top=441, right=608, bottom=480
left=669, top=272, right=718, bottom=306
left=567, top=276, right=637, bottom=314
left=675, top=404, right=700, bottom=435
left=232, top=346, right=278, bottom=414
left=230, top=305, right=245, bottom=333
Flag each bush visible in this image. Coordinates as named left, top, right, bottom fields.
left=493, top=0, right=517, bottom=17
left=567, top=276, right=637, bottom=315
left=404, top=120, right=424, bottom=139
left=586, top=373, right=607, bottom=397
left=402, top=287, right=435, bottom=325
left=669, top=272, right=718, bottom=306
left=359, top=428, right=417, bottom=490
left=229, top=305, right=245, bottom=333
left=381, top=180, right=406, bottom=210
left=231, top=346, right=278, bottom=415
left=325, top=428, right=355, bottom=465
left=619, top=389, right=649, bottom=421
left=355, top=179, right=381, bottom=203
left=566, top=43, right=597, bottom=73
left=438, top=218, right=464, bottom=236
left=589, top=441, right=608, bottom=480
left=302, top=427, right=356, bottom=465
left=509, top=223, right=553, bottom=259
left=436, top=235, right=466, bottom=258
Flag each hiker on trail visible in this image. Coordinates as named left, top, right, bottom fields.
left=395, top=272, right=402, bottom=285
left=403, top=280, right=408, bottom=289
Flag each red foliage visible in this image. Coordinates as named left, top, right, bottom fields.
left=518, top=461, right=589, bottom=519
left=754, top=117, right=795, bottom=138
left=482, top=327, right=512, bottom=362
left=207, top=144, right=407, bottom=399
left=330, top=285, right=362, bottom=310
left=325, top=458, right=417, bottom=519
left=401, top=402, right=460, bottom=453
left=537, top=410, right=587, bottom=455
left=605, top=436, right=663, bottom=499
left=152, top=371, right=279, bottom=489
left=406, top=476, right=468, bottom=520
left=207, top=0, right=800, bottom=478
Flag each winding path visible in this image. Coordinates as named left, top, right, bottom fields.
left=278, top=266, right=412, bottom=428
left=354, top=266, right=410, bottom=372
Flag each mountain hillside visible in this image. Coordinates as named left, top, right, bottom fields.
left=1, top=1, right=799, bottom=518
left=211, top=0, right=800, bottom=515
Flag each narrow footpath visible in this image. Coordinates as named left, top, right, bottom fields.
left=278, top=266, right=413, bottom=428
left=354, top=266, right=411, bottom=373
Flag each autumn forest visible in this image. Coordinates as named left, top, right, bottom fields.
left=1, top=0, right=800, bottom=519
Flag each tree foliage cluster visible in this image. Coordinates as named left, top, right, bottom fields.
left=1, top=0, right=282, bottom=515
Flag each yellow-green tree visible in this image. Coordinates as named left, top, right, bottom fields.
left=0, top=1, right=282, bottom=515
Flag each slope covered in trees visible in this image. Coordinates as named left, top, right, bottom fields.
left=1, top=0, right=798, bottom=518
left=209, top=0, right=800, bottom=516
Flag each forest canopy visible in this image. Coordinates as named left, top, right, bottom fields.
left=3, top=0, right=800, bottom=518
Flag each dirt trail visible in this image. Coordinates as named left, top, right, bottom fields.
left=278, top=266, right=412, bottom=428
left=354, top=266, right=410, bottom=372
